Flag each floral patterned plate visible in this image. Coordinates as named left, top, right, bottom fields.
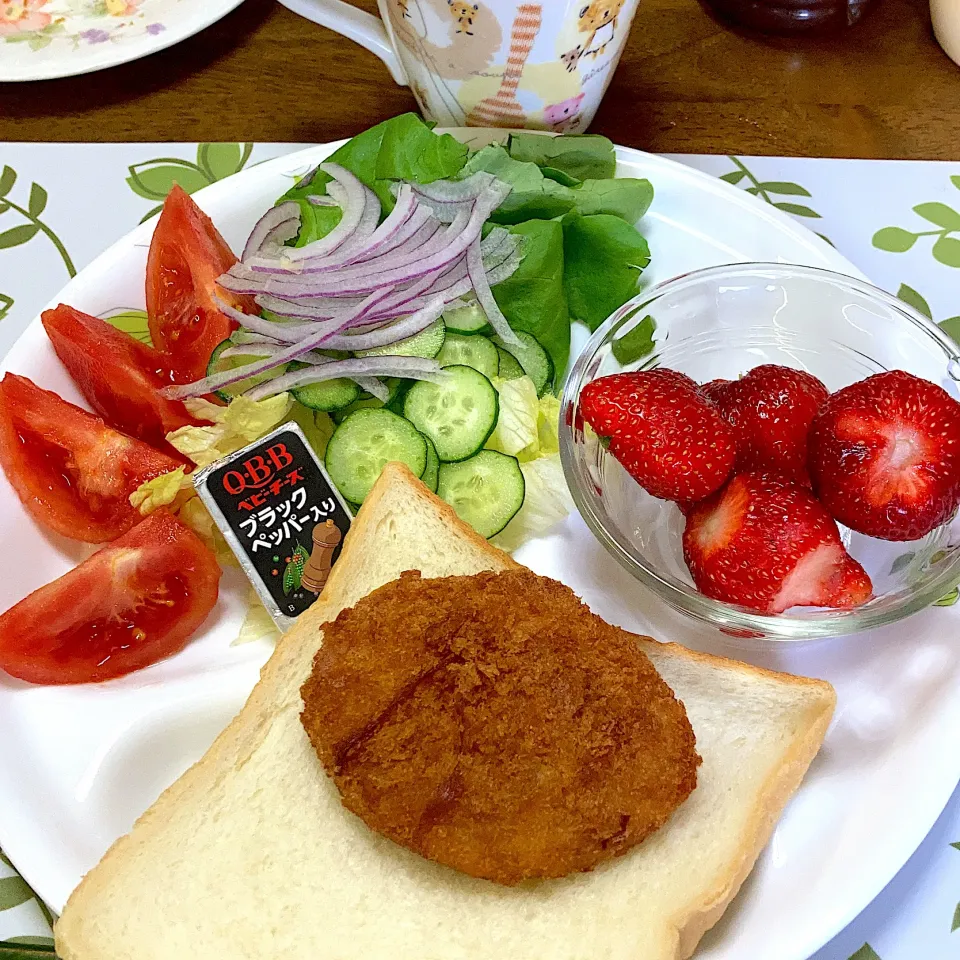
left=0, top=0, right=246, bottom=82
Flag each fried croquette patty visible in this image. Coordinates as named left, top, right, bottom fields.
left=300, top=569, right=701, bottom=885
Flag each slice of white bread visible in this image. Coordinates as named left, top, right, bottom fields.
left=55, top=462, right=836, bottom=960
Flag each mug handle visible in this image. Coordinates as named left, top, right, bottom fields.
left=278, top=0, right=409, bottom=86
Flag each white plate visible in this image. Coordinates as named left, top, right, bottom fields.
left=0, top=0, right=245, bottom=83
left=0, top=138, right=957, bottom=960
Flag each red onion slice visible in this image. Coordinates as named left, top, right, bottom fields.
left=467, top=234, right=520, bottom=346
left=164, top=287, right=397, bottom=399
left=323, top=295, right=447, bottom=351
left=355, top=377, right=390, bottom=402
left=241, top=201, right=301, bottom=262
left=279, top=163, right=375, bottom=264
left=245, top=356, right=447, bottom=402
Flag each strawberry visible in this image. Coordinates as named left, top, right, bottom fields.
left=808, top=370, right=960, bottom=541
left=580, top=370, right=736, bottom=502
left=699, top=378, right=732, bottom=405
left=709, top=364, right=829, bottom=485
left=579, top=369, right=698, bottom=436
left=683, top=472, right=872, bottom=613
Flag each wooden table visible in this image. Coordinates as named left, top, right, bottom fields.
left=1, top=0, right=958, bottom=158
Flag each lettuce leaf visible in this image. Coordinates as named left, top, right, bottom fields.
left=129, top=466, right=193, bottom=514
left=491, top=454, right=573, bottom=552
left=563, top=214, right=651, bottom=331
left=492, top=219, right=569, bottom=388
left=279, top=113, right=468, bottom=244
left=233, top=590, right=282, bottom=647
left=461, top=144, right=651, bottom=226
left=178, top=497, right=238, bottom=567
left=486, top=377, right=561, bottom=462
left=507, top=132, right=616, bottom=181
left=486, top=376, right=539, bottom=456
left=167, top=394, right=292, bottom=468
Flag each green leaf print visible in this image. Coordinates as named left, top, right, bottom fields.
left=772, top=201, right=821, bottom=219
left=914, top=201, right=960, bottom=231
left=721, top=159, right=832, bottom=241
left=103, top=308, right=152, bottom=346
left=951, top=841, right=960, bottom=850
left=718, top=170, right=746, bottom=185
left=896, top=283, right=932, bottom=319
left=952, top=901, right=960, bottom=933
left=0, top=224, right=40, bottom=250
left=934, top=586, right=959, bottom=606
left=2, top=936, right=56, bottom=947
left=847, top=946, right=881, bottom=960
left=198, top=142, right=253, bottom=182
left=0, top=293, right=12, bottom=322
left=873, top=183, right=960, bottom=267
left=0, top=165, right=75, bottom=278
left=873, top=227, right=918, bottom=253
left=127, top=144, right=254, bottom=222
left=27, top=184, right=47, bottom=219
left=0, top=874, right=35, bottom=911
left=127, top=160, right=210, bottom=201
left=933, top=236, right=960, bottom=268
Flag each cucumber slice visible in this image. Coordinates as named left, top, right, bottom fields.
left=493, top=332, right=554, bottom=396
left=437, top=334, right=499, bottom=379
left=355, top=319, right=445, bottom=359
left=437, top=451, right=525, bottom=539
left=421, top=435, right=440, bottom=493
left=332, top=378, right=405, bottom=423
left=443, top=301, right=491, bottom=335
left=495, top=346, right=524, bottom=381
left=331, top=395, right=385, bottom=424
left=325, top=408, right=427, bottom=504
left=206, top=338, right=280, bottom=403
left=403, top=365, right=498, bottom=463
left=287, top=362, right=360, bottom=412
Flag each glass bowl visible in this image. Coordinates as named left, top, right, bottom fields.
left=559, top=263, right=960, bottom=641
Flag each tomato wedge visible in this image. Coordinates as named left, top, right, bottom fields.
left=0, top=374, right=181, bottom=543
left=0, top=510, right=220, bottom=684
left=146, top=185, right=253, bottom=382
left=41, top=304, right=204, bottom=454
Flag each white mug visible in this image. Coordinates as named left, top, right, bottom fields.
left=279, top=0, right=641, bottom=132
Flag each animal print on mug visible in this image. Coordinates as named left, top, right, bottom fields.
left=579, top=0, right=625, bottom=59
left=544, top=91, right=585, bottom=132
left=448, top=0, right=479, bottom=34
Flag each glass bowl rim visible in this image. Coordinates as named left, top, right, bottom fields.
left=559, top=261, right=960, bottom=641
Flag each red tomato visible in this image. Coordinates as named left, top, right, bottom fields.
left=41, top=304, right=205, bottom=455
left=0, top=510, right=220, bottom=684
left=0, top=374, right=181, bottom=543
left=146, top=185, right=253, bottom=382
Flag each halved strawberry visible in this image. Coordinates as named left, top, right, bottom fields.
left=580, top=370, right=736, bottom=502
left=710, top=364, right=828, bottom=485
left=808, top=370, right=960, bottom=541
left=683, top=472, right=872, bottom=613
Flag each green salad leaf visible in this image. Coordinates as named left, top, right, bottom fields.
left=563, top=214, right=651, bottom=332
left=375, top=113, right=469, bottom=184
left=279, top=113, right=468, bottom=245
left=462, top=144, right=651, bottom=226
left=492, top=220, right=570, bottom=388
left=611, top=314, right=657, bottom=365
left=572, top=178, right=653, bottom=223
left=507, top=133, right=617, bottom=182
left=462, top=145, right=573, bottom=224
